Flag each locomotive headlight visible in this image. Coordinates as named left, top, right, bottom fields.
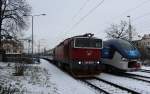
left=78, top=61, right=81, bottom=64
left=97, top=61, right=100, bottom=64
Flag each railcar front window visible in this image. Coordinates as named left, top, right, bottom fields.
left=118, top=40, right=135, bottom=50
left=75, top=38, right=102, bottom=48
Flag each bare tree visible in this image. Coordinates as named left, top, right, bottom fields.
left=105, top=20, right=135, bottom=41
left=0, top=0, right=31, bottom=48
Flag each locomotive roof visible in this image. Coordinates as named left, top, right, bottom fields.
left=63, top=33, right=100, bottom=41
left=54, top=33, right=101, bottom=48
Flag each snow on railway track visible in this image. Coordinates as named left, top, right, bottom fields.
left=125, top=71, right=150, bottom=81
left=104, top=71, right=150, bottom=83
left=118, top=72, right=150, bottom=82
left=137, top=69, right=150, bottom=73
left=141, top=66, right=150, bottom=70
left=129, top=69, right=150, bottom=76
left=81, top=77, right=140, bottom=94
left=44, top=58, right=150, bottom=93
left=97, top=73, right=150, bottom=94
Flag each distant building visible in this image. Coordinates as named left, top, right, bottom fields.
left=2, top=39, right=23, bottom=54
left=133, top=34, right=150, bottom=60
left=139, top=34, right=150, bottom=47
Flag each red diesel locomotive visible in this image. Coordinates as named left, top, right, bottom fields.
left=53, top=33, right=103, bottom=76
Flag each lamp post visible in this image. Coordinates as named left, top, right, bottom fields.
left=23, top=14, right=46, bottom=63
left=127, top=16, right=132, bottom=42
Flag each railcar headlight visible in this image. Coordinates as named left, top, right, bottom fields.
left=121, top=57, right=128, bottom=61
left=97, top=61, right=100, bottom=64
left=78, top=61, right=81, bottom=64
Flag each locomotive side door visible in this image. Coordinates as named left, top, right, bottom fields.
left=63, top=40, right=70, bottom=63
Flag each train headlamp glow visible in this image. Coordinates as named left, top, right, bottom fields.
left=78, top=61, right=81, bottom=64
left=121, top=58, right=128, bottom=61
left=97, top=61, right=100, bottom=64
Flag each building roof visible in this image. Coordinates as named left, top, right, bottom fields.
left=142, top=34, right=150, bottom=39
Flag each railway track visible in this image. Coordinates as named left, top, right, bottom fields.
left=44, top=58, right=150, bottom=93
left=80, top=77, right=140, bottom=94
left=139, top=69, right=150, bottom=73
left=125, top=72, right=150, bottom=79
left=109, top=72, right=150, bottom=83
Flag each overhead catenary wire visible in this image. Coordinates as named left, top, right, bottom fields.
left=123, top=0, right=150, bottom=14
left=72, top=0, right=91, bottom=20
left=109, top=0, right=150, bottom=23
left=133, top=12, right=150, bottom=21
left=130, top=12, right=150, bottom=28
left=66, top=0, right=105, bottom=33
left=103, top=0, right=150, bottom=38
left=55, top=0, right=91, bottom=42
left=134, top=21, right=150, bottom=28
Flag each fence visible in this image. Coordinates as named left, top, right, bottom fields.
left=3, top=54, right=33, bottom=64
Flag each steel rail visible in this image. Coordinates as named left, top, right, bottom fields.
left=109, top=72, right=150, bottom=83
left=93, top=77, right=140, bottom=94
left=124, top=72, right=150, bottom=79
left=139, top=69, right=150, bottom=73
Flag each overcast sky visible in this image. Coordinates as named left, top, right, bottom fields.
left=25, top=0, right=150, bottom=49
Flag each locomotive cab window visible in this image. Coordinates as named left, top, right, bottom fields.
left=74, top=38, right=102, bottom=48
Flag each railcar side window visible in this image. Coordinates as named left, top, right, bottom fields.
left=75, top=38, right=102, bottom=48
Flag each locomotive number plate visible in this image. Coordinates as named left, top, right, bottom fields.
left=85, top=61, right=94, bottom=64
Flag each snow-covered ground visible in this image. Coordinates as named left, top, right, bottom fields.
left=0, top=59, right=98, bottom=94
left=97, top=73, right=150, bottom=94
left=142, top=65, right=150, bottom=70
left=39, top=59, right=98, bottom=94
left=1, top=60, right=150, bottom=94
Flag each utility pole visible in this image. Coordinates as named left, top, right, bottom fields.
left=0, top=1, right=5, bottom=62
left=23, top=14, right=46, bottom=63
left=38, top=41, right=41, bottom=56
left=127, top=16, right=132, bottom=42
left=28, top=39, right=31, bottom=55
left=0, top=0, right=2, bottom=49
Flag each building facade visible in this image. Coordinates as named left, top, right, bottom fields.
left=133, top=34, right=150, bottom=60
left=2, top=39, right=23, bottom=54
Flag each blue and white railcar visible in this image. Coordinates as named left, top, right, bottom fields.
left=102, top=39, right=141, bottom=72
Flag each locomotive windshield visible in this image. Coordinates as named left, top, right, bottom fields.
left=74, top=38, right=102, bottom=48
